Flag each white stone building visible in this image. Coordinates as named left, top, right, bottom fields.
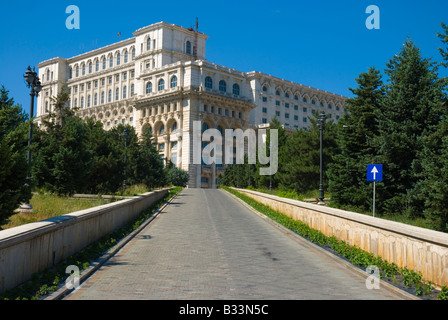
left=36, top=21, right=347, bottom=188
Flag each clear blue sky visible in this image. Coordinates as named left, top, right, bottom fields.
left=1, top=0, right=447, bottom=116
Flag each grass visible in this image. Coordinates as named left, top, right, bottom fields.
left=1, top=194, right=110, bottom=230
left=1, top=184, right=159, bottom=230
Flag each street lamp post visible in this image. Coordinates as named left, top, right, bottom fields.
left=19, top=66, right=42, bottom=212
left=123, top=128, right=129, bottom=194
left=317, top=112, right=326, bottom=205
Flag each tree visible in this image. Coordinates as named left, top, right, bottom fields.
left=327, top=67, right=385, bottom=210
left=33, top=86, right=92, bottom=195
left=0, top=86, right=29, bottom=225
left=135, top=127, right=166, bottom=188
left=276, top=112, right=338, bottom=195
left=408, top=23, right=448, bottom=231
left=166, top=167, right=189, bottom=187
left=376, top=39, right=445, bottom=216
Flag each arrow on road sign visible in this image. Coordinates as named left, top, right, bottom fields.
left=371, top=166, right=378, bottom=180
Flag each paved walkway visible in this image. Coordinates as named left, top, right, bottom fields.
left=65, top=188, right=408, bottom=300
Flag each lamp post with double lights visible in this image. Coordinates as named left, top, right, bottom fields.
left=20, top=66, right=42, bottom=212
left=317, top=112, right=326, bottom=205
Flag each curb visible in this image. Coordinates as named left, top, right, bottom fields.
left=223, top=188, right=421, bottom=301
left=44, top=191, right=180, bottom=300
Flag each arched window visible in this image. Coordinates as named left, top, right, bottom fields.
left=87, top=95, right=91, bottom=107
left=95, top=60, right=99, bottom=72
left=94, top=93, right=98, bottom=106
left=75, top=66, right=79, bottom=77
left=131, top=48, right=135, bottom=60
left=124, top=51, right=128, bottom=63
left=74, top=98, right=78, bottom=108
left=262, top=85, right=267, bottom=92
left=108, top=90, right=112, bottom=102
left=69, top=68, right=72, bottom=79
left=159, top=124, right=165, bottom=135
left=205, top=76, right=213, bottom=89
left=131, top=84, right=135, bottom=95
left=101, top=92, right=105, bottom=104
left=116, top=53, right=121, bottom=66
left=82, top=64, right=85, bottom=76
left=123, top=86, right=127, bottom=99
left=217, top=126, right=223, bottom=134
left=146, top=82, right=152, bottom=94
left=109, top=55, right=113, bottom=68
left=232, top=83, right=240, bottom=95
left=46, top=70, right=50, bottom=82
left=88, top=62, right=92, bottom=73
left=170, top=76, right=177, bottom=88
left=147, top=38, right=151, bottom=51
left=186, top=41, right=191, bottom=55
left=172, top=121, right=178, bottom=132
left=102, top=58, right=106, bottom=70
left=158, top=79, right=165, bottom=91
left=276, top=89, right=281, bottom=96
left=115, top=88, right=119, bottom=100
left=202, top=122, right=209, bottom=133
left=219, top=80, right=226, bottom=92
left=81, top=96, right=84, bottom=108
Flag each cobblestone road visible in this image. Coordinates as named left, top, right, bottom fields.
left=65, top=188, right=409, bottom=300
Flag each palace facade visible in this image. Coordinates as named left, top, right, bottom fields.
left=36, top=21, right=347, bottom=188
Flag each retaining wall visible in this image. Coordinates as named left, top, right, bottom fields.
left=233, top=188, right=448, bottom=288
left=0, top=189, right=169, bottom=294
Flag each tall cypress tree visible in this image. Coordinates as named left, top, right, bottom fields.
left=377, top=39, right=445, bottom=216
left=327, top=67, right=384, bottom=211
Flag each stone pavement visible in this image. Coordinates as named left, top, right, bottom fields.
left=65, top=188, right=410, bottom=300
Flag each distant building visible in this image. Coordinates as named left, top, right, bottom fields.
left=36, top=21, right=347, bottom=188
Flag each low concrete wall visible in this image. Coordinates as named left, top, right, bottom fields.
left=0, top=189, right=169, bottom=294
left=233, top=188, right=448, bottom=288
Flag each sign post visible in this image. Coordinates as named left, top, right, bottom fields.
left=367, top=164, right=382, bottom=217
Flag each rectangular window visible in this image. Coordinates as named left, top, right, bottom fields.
left=285, top=113, right=289, bottom=119
left=285, top=103, right=289, bottom=108
left=294, top=105, right=298, bottom=110
left=275, top=100, right=280, bottom=106
left=262, top=97, right=267, bottom=102
left=275, top=111, right=280, bottom=117
left=262, top=107, right=267, bottom=113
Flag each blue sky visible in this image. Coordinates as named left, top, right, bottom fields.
left=1, top=0, right=447, bottom=116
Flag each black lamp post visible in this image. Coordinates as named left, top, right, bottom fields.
left=123, top=128, right=129, bottom=193
left=20, top=66, right=41, bottom=212
left=317, top=112, right=326, bottom=205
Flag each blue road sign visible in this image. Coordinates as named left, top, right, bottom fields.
left=367, top=164, right=382, bottom=182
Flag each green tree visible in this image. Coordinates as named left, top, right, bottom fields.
left=166, top=167, right=189, bottom=187
left=135, top=127, right=166, bottom=188
left=33, top=87, right=92, bottom=195
left=409, top=22, right=448, bottom=231
left=0, top=86, right=29, bottom=225
left=327, top=67, right=385, bottom=211
left=377, top=39, right=445, bottom=216
left=277, top=112, right=338, bottom=195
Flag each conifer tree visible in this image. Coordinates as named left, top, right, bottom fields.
left=327, top=67, right=384, bottom=211
left=377, top=39, right=445, bottom=215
